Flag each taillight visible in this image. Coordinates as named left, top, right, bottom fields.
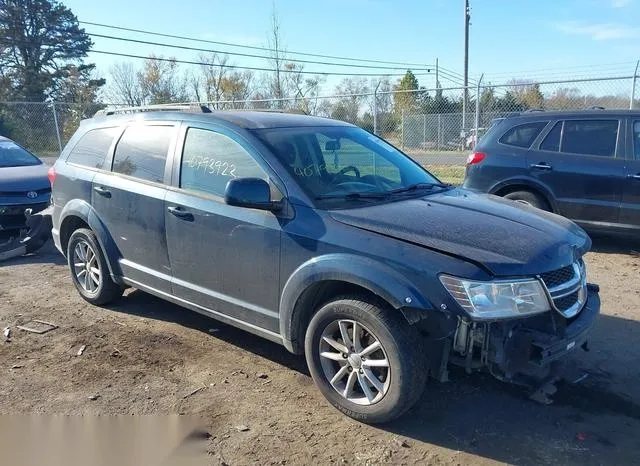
left=466, top=152, right=486, bottom=165
left=48, top=166, right=56, bottom=187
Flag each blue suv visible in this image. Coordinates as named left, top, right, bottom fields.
left=50, top=105, right=601, bottom=423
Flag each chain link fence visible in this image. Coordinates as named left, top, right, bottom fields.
left=2, top=75, right=637, bottom=185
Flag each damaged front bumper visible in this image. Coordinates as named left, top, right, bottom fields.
left=0, top=204, right=52, bottom=261
left=448, top=283, right=600, bottom=390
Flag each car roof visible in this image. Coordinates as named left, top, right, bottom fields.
left=506, top=109, right=640, bottom=119
left=89, top=110, right=354, bottom=130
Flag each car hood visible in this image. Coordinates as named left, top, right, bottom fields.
left=0, top=163, right=49, bottom=192
left=329, top=188, right=591, bottom=276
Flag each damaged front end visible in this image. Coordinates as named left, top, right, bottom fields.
left=0, top=204, right=52, bottom=261
left=438, top=260, right=600, bottom=403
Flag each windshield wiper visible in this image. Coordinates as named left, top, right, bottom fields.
left=388, top=182, right=450, bottom=195
left=315, top=192, right=390, bottom=201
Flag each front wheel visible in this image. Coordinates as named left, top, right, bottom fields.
left=304, top=295, right=428, bottom=424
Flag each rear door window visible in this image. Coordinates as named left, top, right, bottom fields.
left=539, top=121, right=562, bottom=152
left=498, top=122, right=548, bottom=148
left=633, top=121, right=640, bottom=160
left=112, top=125, right=173, bottom=183
left=560, top=120, right=618, bottom=157
left=66, top=127, right=119, bottom=169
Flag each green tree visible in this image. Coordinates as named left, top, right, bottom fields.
left=52, top=65, right=106, bottom=140
left=0, top=0, right=93, bottom=101
left=393, top=70, right=420, bottom=114
left=479, top=87, right=496, bottom=112
left=521, top=83, right=544, bottom=109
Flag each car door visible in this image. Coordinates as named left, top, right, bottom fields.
left=91, top=122, right=178, bottom=293
left=165, top=124, right=283, bottom=333
left=620, top=119, right=640, bottom=231
left=528, top=118, right=625, bottom=228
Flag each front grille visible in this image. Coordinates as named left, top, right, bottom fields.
left=553, top=290, right=580, bottom=312
left=540, top=260, right=587, bottom=318
left=540, top=265, right=575, bottom=289
left=0, top=187, right=51, bottom=197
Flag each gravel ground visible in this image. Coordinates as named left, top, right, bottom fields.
left=0, top=239, right=639, bottom=465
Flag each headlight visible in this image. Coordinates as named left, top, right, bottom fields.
left=439, top=275, right=551, bottom=320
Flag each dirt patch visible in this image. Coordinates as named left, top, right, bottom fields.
left=1, top=240, right=639, bottom=465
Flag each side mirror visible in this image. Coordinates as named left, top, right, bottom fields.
left=224, top=178, right=280, bottom=211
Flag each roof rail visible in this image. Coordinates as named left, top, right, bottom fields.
left=94, top=104, right=212, bottom=117
left=235, top=108, right=308, bottom=116
left=522, top=108, right=545, bottom=113
left=585, top=105, right=605, bottom=110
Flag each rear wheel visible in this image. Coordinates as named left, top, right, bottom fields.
left=304, top=295, right=427, bottom=424
left=67, top=228, right=122, bottom=305
left=504, top=190, right=550, bottom=211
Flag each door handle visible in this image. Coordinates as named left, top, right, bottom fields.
left=627, top=173, right=640, bottom=180
left=530, top=163, right=553, bottom=170
left=167, top=206, right=194, bottom=221
left=93, top=186, right=111, bottom=198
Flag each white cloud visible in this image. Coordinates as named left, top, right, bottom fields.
left=554, top=20, right=639, bottom=40
left=611, top=0, right=632, bottom=8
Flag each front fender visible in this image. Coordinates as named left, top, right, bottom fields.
left=279, top=254, right=434, bottom=352
left=59, top=199, right=122, bottom=277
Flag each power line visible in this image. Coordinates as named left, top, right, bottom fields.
left=481, top=61, right=638, bottom=79
left=88, top=49, right=434, bottom=77
left=87, top=32, right=431, bottom=72
left=80, top=21, right=433, bottom=68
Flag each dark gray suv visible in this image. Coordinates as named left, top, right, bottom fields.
left=464, top=110, right=640, bottom=235
left=50, top=105, right=600, bottom=423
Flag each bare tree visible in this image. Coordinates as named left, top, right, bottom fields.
left=137, top=56, right=189, bottom=104
left=220, top=70, right=255, bottom=107
left=284, top=62, right=324, bottom=113
left=104, top=62, right=144, bottom=106
left=266, top=5, right=285, bottom=105
left=195, top=53, right=231, bottom=108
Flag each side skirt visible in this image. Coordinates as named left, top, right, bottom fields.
left=121, top=277, right=285, bottom=347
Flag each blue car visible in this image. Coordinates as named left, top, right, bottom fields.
left=0, top=136, right=52, bottom=252
left=50, top=106, right=600, bottom=423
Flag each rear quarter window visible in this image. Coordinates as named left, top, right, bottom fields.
left=66, top=127, right=120, bottom=169
left=498, top=121, right=548, bottom=148
left=112, top=125, right=173, bottom=183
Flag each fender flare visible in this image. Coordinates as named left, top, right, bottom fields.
left=58, top=200, right=122, bottom=277
left=279, top=254, right=434, bottom=353
left=489, top=177, right=558, bottom=212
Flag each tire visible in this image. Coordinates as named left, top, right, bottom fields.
left=67, top=228, right=122, bottom=305
left=504, top=190, right=550, bottom=211
left=304, top=295, right=427, bottom=424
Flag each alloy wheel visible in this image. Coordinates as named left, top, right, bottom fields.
left=72, top=240, right=101, bottom=294
left=318, top=319, right=391, bottom=405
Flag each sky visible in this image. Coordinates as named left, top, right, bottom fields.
left=60, top=0, right=640, bottom=92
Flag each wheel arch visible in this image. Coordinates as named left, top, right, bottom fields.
left=58, top=200, right=122, bottom=278
left=279, top=254, right=435, bottom=354
left=489, top=178, right=557, bottom=212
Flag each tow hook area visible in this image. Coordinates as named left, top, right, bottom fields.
left=440, top=290, right=599, bottom=404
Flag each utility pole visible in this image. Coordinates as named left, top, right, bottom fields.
left=462, top=0, right=470, bottom=133
left=435, top=57, right=439, bottom=89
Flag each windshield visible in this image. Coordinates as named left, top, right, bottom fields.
left=253, top=126, right=443, bottom=205
left=0, top=140, right=41, bottom=168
